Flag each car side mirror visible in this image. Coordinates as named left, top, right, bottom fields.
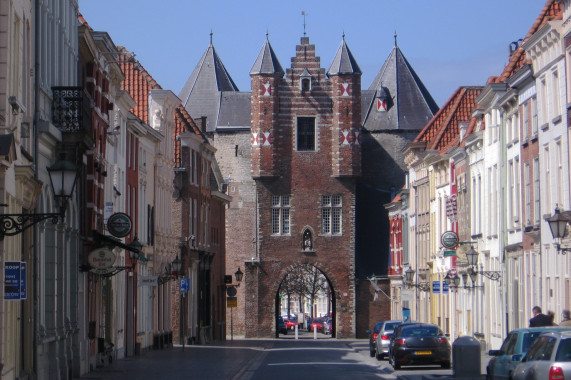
left=488, top=349, right=500, bottom=356
left=366, top=330, right=371, bottom=335
left=511, top=354, right=523, bottom=362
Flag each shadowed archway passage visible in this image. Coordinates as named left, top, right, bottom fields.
left=275, top=263, right=336, bottom=339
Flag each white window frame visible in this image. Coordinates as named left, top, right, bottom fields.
left=321, top=195, right=342, bottom=235
left=271, top=195, right=291, bottom=235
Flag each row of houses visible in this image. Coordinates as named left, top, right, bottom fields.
left=0, top=1, right=230, bottom=379
left=385, top=0, right=571, bottom=350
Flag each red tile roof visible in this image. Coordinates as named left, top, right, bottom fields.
left=77, top=12, right=92, bottom=30
left=118, top=50, right=162, bottom=124
left=413, top=86, right=483, bottom=153
left=494, top=0, right=562, bottom=83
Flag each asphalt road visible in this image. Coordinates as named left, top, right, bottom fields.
left=76, top=335, right=490, bottom=380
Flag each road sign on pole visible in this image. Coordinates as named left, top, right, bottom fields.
left=179, top=277, right=189, bottom=293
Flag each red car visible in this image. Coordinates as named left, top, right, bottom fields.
left=310, top=317, right=326, bottom=332
left=283, top=317, right=298, bottom=330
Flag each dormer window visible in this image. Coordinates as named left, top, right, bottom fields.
left=300, top=68, right=312, bottom=93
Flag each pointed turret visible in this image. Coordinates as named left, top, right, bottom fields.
left=329, top=36, right=362, bottom=178
left=362, top=38, right=438, bottom=132
left=250, top=36, right=284, bottom=178
left=250, top=36, right=284, bottom=75
left=328, top=36, right=362, bottom=76
left=179, top=33, right=241, bottom=132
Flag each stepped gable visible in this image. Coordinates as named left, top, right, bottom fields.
left=362, top=39, right=439, bottom=132
left=179, top=34, right=240, bottom=132
left=327, top=36, right=362, bottom=76
left=250, top=36, right=284, bottom=75
left=494, top=0, right=562, bottom=83
left=413, top=86, right=483, bottom=153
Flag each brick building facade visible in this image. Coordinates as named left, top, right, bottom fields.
left=180, top=33, right=438, bottom=338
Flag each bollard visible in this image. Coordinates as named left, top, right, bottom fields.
left=295, top=324, right=298, bottom=340
left=452, top=336, right=481, bottom=378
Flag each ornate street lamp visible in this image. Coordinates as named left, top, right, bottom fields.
left=171, top=256, right=182, bottom=275
left=546, top=206, right=571, bottom=254
left=158, top=256, right=183, bottom=285
left=0, top=158, right=79, bottom=239
left=464, top=246, right=501, bottom=281
left=403, top=267, right=430, bottom=292
left=235, top=267, right=243, bottom=283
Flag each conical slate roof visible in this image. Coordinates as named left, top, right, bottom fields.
left=328, top=37, right=361, bottom=76
left=179, top=37, right=240, bottom=132
left=250, top=37, right=284, bottom=75
left=361, top=44, right=439, bottom=131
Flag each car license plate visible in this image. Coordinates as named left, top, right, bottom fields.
left=415, top=351, right=432, bottom=355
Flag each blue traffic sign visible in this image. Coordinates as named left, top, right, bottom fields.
left=179, top=277, right=189, bottom=293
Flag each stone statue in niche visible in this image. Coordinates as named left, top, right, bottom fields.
left=303, top=229, right=313, bottom=251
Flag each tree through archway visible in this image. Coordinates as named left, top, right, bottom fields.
left=276, top=263, right=335, bottom=338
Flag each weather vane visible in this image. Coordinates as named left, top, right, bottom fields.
left=301, top=11, right=308, bottom=36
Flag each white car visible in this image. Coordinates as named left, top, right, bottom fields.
left=511, top=330, right=571, bottom=380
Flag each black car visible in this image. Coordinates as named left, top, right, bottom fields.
left=388, top=323, right=451, bottom=370
left=278, top=316, right=288, bottom=335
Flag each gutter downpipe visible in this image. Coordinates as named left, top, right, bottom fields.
left=499, top=106, right=508, bottom=338
left=32, top=0, right=40, bottom=376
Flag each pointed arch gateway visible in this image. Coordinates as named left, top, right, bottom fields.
left=275, top=262, right=336, bottom=338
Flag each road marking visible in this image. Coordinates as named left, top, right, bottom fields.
left=268, top=362, right=374, bottom=366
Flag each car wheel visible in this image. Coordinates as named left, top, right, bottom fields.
left=441, top=361, right=451, bottom=369
left=375, top=351, right=382, bottom=361
left=392, top=360, right=400, bottom=370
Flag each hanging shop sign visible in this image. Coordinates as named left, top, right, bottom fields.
left=441, top=231, right=459, bottom=249
left=87, top=248, right=116, bottom=275
left=4, top=261, right=26, bottom=300
left=106, top=212, right=132, bottom=238
left=445, top=194, right=458, bottom=221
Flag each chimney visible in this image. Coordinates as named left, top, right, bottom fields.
left=200, top=116, right=207, bottom=133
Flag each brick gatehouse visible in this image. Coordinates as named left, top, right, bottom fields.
left=179, top=33, right=438, bottom=338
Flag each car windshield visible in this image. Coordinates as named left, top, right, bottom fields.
left=555, top=338, right=571, bottom=362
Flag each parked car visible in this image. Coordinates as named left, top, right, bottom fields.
left=374, top=320, right=403, bottom=360
left=278, top=316, right=288, bottom=335
left=310, top=317, right=326, bottom=332
left=388, top=323, right=451, bottom=370
left=486, top=327, right=571, bottom=380
left=511, top=330, right=571, bottom=380
left=367, top=321, right=384, bottom=357
left=283, top=316, right=298, bottom=330
left=322, top=318, right=333, bottom=335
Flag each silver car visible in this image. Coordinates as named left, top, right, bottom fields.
left=511, top=330, right=571, bottom=380
left=374, top=320, right=403, bottom=360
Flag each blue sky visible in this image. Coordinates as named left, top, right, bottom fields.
left=79, top=1, right=545, bottom=107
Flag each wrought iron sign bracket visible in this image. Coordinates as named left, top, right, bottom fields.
left=0, top=213, right=62, bottom=240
